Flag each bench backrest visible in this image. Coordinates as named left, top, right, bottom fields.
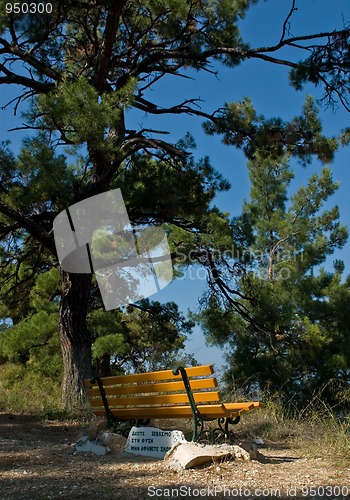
left=84, top=364, right=221, bottom=413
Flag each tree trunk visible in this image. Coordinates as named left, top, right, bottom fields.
left=58, top=270, right=93, bottom=411
left=97, top=354, right=111, bottom=377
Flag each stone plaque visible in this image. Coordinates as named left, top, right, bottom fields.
left=125, top=426, right=186, bottom=459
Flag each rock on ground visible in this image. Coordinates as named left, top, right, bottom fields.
left=164, top=441, right=259, bottom=470
left=99, top=431, right=127, bottom=453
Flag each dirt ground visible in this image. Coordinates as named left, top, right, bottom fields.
left=0, top=412, right=349, bottom=499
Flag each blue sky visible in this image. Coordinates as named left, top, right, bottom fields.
left=1, top=0, right=349, bottom=371
left=128, top=0, right=350, bottom=369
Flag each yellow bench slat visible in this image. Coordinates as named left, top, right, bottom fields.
left=86, top=377, right=218, bottom=397
left=223, top=402, right=254, bottom=411
left=92, top=404, right=240, bottom=420
left=223, top=402, right=263, bottom=413
left=84, top=364, right=214, bottom=387
left=89, top=390, right=221, bottom=408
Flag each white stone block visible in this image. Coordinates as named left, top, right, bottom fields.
left=125, top=426, right=187, bottom=459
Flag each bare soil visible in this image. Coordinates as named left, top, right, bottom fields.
left=0, top=411, right=349, bottom=499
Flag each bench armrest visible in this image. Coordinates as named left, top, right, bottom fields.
left=173, top=366, right=202, bottom=440
left=91, top=376, right=115, bottom=428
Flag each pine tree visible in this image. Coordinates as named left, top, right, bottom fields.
left=198, top=99, right=349, bottom=408
left=0, top=1, right=349, bottom=409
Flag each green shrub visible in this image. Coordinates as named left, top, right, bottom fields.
left=0, top=363, right=62, bottom=416
left=235, top=391, right=350, bottom=460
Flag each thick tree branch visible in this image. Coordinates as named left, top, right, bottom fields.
left=93, top=0, right=128, bottom=91
left=134, top=96, right=221, bottom=121
left=0, top=71, right=54, bottom=93
left=0, top=200, right=56, bottom=254
left=120, top=136, right=190, bottom=162
left=0, top=37, right=60, bottom=82
left=134, top=28, right=349, bottom=65
left=252, top=29, right=350, bottom=54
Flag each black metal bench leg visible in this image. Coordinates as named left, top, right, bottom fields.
left=224, top=415, right=241, bottom=435
left=91, top=376, right=117, bottom=430
left=195, top=415, right=241, bottom=443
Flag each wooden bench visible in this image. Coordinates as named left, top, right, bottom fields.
left=84, top=364, right=263, bottom=442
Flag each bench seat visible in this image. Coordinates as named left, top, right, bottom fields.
left=91, top=403, right=257, bottom=420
